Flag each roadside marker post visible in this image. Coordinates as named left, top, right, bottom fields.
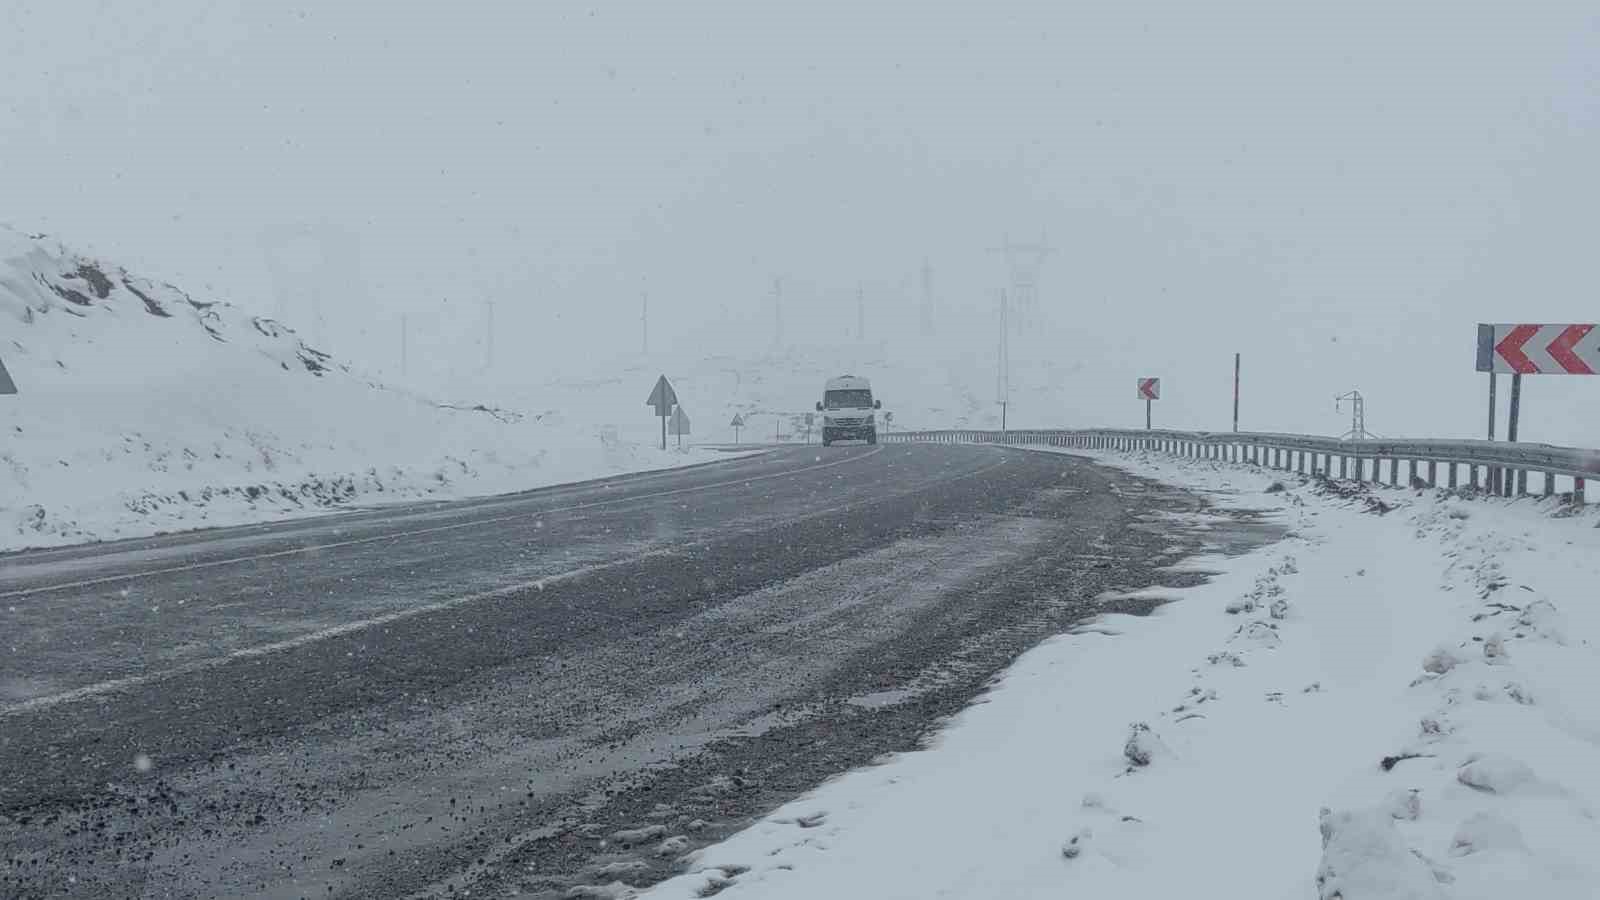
left=646, top=375, right=678, bottom=451
left=1137, top=377, right=1161, bottom=430
left=1232, top=353, right=1240, bottom=433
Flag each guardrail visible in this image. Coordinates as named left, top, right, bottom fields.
left=881, top=428, right=1600, bottom=503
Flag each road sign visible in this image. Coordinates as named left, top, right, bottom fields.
left=646, top=374, right=678, bottom=449
left=729, top=413, right=744, bottom=428
left=0, top=356, right=15, bottom=395
left=1138, top=377, right=1160, bottom=430
left=646, top=375, right=678, bottom=412
left=669, top=406, right=690, bottom=449
left=1477, top=324, right=1600, bottom=375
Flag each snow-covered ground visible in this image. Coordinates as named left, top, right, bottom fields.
left=640, top=448, right=1600, bottom=900
left=0, top=227, right=736, bottom=552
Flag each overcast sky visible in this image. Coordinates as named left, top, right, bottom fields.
left=4, top=1, right=1598, bottom=441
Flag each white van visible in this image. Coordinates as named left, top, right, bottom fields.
left=816, top=375, right=881, bottom=446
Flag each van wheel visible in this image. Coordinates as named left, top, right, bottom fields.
left=867, top=430, right=877, bottom=445
left=821, top=439, right=832, bottom=447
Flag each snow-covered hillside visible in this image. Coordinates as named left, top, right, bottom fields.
left=0, top=227, right=729, bottom=551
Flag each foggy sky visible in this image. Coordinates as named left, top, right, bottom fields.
left=4, top=1, right=1599, bottom=442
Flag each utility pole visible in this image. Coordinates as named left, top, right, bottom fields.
left=1233, top=353, right=1241, bottom=433
left=997, top=288, right=1011, bottom=431
left=641, top=292, right=649, bottom=355
left=920, top=259, right=935, bottom=336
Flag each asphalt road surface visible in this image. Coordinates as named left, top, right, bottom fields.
left=0, top=444, right=1253, bottom=899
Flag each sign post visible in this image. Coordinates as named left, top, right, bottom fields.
left=804, top=412, right=814, bottom=445
left=668, top=406, right=690, bottom=449
left=1487, top=372, right=1499, bottom=493
left=1507, top=372, right=1524, bottom=496
left=1137, top=378, right=1161, bottom=429
left=1232, top=353, right=1240, bottom=433
left=646, top=375, right=678, bottom=450
left=729, top=413, right=744, bottom=444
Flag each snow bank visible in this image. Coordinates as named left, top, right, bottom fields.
left=0, top=227, right=732, bottom=550
left=641, top=447, right=1600, bottom=899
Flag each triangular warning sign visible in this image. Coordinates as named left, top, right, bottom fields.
left=669, top=406, right=691, bottom=435
left=646, top=375, right=677, bottom=414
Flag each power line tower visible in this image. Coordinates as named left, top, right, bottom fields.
left=920, top=259, right=935, bottom=335
left=988, top=235, right=1054, bottom=330
left=1335, top=390, right=1376, bottom=440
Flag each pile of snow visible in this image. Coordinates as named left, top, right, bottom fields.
left=639, top=447, right=1600, bottom=899
left=0, top=227, right=730, bottom=550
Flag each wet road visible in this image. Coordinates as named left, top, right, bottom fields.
left=1, top=444, right=1220, bottom=898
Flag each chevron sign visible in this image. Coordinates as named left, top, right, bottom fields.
left=1477, top=324, right=1600, bottom=375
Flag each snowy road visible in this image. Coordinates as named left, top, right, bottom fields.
left=0, top=445, right=1226, bottom=899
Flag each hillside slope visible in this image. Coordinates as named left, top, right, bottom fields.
left=0, top=227, right=725, bottom=550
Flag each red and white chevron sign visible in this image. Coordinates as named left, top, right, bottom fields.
left=1477, top=324, right=1600, bottom=375
left=1137, top=377, right=1161, bottom=400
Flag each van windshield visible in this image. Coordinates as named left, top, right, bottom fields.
left=824, top=390, right=872, bottom=408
